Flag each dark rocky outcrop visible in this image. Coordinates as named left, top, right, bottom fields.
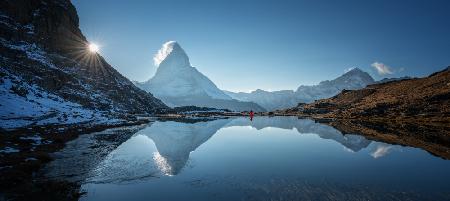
left=1, top=1, right=169, bottom=199
left=0, top=0, right=168, bottom=129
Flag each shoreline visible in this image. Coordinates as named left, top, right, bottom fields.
left=1, top=114, right=449, bottom=200
left=0, top=118, right=153, bottom=201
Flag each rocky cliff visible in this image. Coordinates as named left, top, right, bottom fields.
left=0, top=0, right=168, bottom=129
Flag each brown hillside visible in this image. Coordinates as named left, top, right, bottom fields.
left=282, top=67, right=450, bottom=123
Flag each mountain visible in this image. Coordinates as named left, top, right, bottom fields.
left=0, top=0, right=168, bottom=129
left=135, top=41, right=265, bottom=112
left=226, top=68, right=375, bottom=111
left=295, top=68, right=375, bottom=102
left=281, top=66, right=450, bottom=122
left=374, top=76, right=412, bottom=84
left=225, top=89, right=297, bottom=111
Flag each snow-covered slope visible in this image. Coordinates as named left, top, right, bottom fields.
left=225, top=89, right=297, bottom=111
left=0, top=70, right=116, bottom=129
left=135, top=41, right=265, bottom=112
left=140, top=41, right=231, bottom=100
left=226, top=68, right=375, bottom=111
left=0, top=0, right=168, bottom=129
left=295, top=68, right=375, bottom=102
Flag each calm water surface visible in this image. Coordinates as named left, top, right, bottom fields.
left=79, top=117, right=450, bottom=201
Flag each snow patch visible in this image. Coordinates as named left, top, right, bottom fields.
left=0, top=38, right=56, bottom=69
left=0, top=70, right=122, bottom=129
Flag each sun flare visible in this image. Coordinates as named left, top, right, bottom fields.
left=88, top=43, right=99, bottom=53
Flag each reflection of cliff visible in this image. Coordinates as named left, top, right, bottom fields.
left=141, top=118, right=232, bottom=175
left=328, top=120, right=450, bottom=159
left=226, top=117, right=372, bottom=152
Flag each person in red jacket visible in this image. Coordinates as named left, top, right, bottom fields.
left=249, top=110, right=254, bottom=121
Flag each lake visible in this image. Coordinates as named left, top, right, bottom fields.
left=48, top=116, right=450, bottom=201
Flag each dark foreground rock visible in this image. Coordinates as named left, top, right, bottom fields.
left=0, top=120, right=151, bottom=201
left=0, top=0, right=168, bottom=130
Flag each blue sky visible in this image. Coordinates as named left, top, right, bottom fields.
left=73, top=0, right=450, bottom=92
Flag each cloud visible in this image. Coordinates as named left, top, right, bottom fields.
left=370, top=144, right=393, bottom=158
left=371, top=62, right=394, bottom=75
left=153, top=41, right=177, bottom=67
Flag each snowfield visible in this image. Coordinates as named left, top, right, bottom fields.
left=0, top=69, right=121, bottom=129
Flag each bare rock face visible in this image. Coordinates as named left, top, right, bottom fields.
left=0, top=0, right=168, bottom=129
left=1, top=0, right=83, bottom=53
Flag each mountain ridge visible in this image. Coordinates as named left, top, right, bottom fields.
left=0, top=0, right=168, bottom=129
left=226, top=68, right=375, bottom=111
left=280, top=66, right=450, bottom=122
left=135, top=41, right=265, bottom=112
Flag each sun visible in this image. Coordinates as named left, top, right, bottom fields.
left=88, top=43, right=99, bottom=53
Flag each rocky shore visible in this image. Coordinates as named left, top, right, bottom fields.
left=0, top=118, right=152, bottom=201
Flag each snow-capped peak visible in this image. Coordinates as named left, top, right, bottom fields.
left=343, top=67, right=365, bottom=76
left=139, top=41, right=236, bottom=104
left=153, top=41, right=189, bottom=67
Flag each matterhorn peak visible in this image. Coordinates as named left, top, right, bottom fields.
left=136, top=41, right=265, bottom=111
left=153, top=41, right=190, bottom=68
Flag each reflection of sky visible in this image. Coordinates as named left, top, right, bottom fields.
left=81, top=117, right=450, bottom=201
left=371, top=144, right=394, bottom=159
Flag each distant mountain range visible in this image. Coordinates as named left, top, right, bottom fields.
left=226, top=68, right=375, bottom=111
left=0, top=0, right=168, bottom=129
left=281, top=66, right=450, bottom=122
left=134, top=41, right=265, bottom=112
left=374, top=76, right=412, bottom=84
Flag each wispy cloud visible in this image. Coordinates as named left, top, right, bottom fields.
left=153, top=41, right=176, bottom=67
left=370, top=144, right=393, bottom=158
left=371, top=62, right=394, bottom=75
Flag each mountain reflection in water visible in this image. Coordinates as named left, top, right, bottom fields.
left=75, top=116, right=450, bottom=201
left=89, top=117, right=400, bottom=180
left=146, top=117, right=374, bottom=176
